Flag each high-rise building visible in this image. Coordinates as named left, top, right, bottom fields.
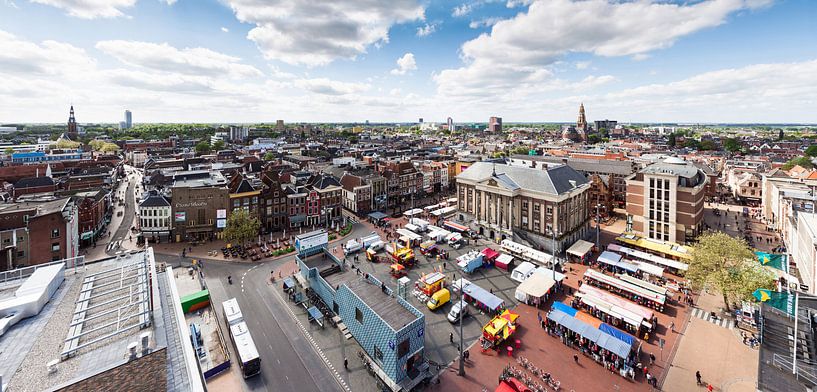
left=594, top=119, right=617, bottom=136
left=67, top=105, right=78, bottom=140
left=275, top=119, right=285, bottom=130
left=625, top=157, right=707, bottom=244
left=124, top=110, right=132, bottom=129
left=447, top=117, right=454, bottom=131
left=488, top=116, right=502, bottom=132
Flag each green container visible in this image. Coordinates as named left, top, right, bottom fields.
left=180, top=289, right=210, bottom=313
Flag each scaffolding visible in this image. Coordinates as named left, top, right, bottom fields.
left=61, top=252, right=153, bottom=359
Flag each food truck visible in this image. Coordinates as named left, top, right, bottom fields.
left=416, top=272, right=447, bottom=296
left=457, top=250, right=485, bottom=274
left=481, top=309, right=520, bottom=350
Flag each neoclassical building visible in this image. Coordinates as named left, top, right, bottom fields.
left=455, top=162, right=592, bottom=253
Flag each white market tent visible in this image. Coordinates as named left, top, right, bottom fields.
left=567, top=240, right=594, bottom=258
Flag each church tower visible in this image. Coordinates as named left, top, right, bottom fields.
left=577, top=103, right=587, bottom=132
left=67, top=105, right=78, bottom=140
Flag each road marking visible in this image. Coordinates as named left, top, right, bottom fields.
left=269, top=285, right=352, bottom=392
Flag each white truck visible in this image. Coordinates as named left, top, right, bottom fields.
left=344, top=239, right=363, bottom=254
left=426, top=229, right=451, bottom=244
left=361, top=233, right=382, bottom=248
left=447, top=233, right=463, bottom=249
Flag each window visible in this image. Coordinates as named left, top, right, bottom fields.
left=252, top=196, right=258, bottom=204
left=373, top=345, right=383, bottom=363
left=397, top=338, right=410, bottom=359
left=51, top=228, right=60, bottom=238
left=355, top=307, right=364, bottom=324
left=233, top=199, right=240, bottom=207
left=51, top=243, right=60, bottom=252
left=546, top=206, right=553, bottom=215
left=16, top=250, right=24, bottom=258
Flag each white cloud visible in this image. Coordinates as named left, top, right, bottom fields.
left=224, top=0, right=424, bottom=66
left=416, top=23, right=437, bottom=37
left=468, top=17, right=502, bottom=29
left=29, top=0, right=136, bottom=19
left=0, top=29, right=96, bottom=76
left=575, top=61, right=591, bottom=70
left=452, top=3, right=472, bottom=17
left=294, top=78, right=369, bottom=95
left=221, top=27, right=229, bottom=33
left=95, top=40, right=262, bottom=78
left=437, top=0, right=770, bottom=98
left=390, top=53, right=417, bottom=75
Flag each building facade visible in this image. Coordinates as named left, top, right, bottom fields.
left=0, top=198, right=78, bottom=270
left=456, top=162, right=591, bottom=253
left=625, top=157, right=707, bottom=244
left=139, top=190, right=172, bottom=243
left=170, top=171, right=229, bottom=242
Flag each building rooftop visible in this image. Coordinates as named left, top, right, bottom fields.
left=0, top=197, right=69, bottom=216
left=0, top=250, right=201, bottom=392
left=510, top=154, right=635, bottom=176
left=457, top=161, right=589, bottom=195
left=345, top=278, right=417, bottom=331
left=172, top=170, right=227, bottom=188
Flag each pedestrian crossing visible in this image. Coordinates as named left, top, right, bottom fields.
left=691, top=307, right=735, bottom=329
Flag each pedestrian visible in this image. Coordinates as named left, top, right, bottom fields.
left=696, top=370, right=702, bottom=385
left=646, top=373, right=652, bottom=384
left=652, top=376, right=658, bottom=387
left=449, top=332, right=454, bottom=344
left=649, top=353, right=655, bottom=365
left=573, top=354, right=579, bottom=364
left=670, top=321, right=675, bottom=333
left=344, top=357, right=348, bottom=370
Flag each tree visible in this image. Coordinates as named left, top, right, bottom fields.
left=263, top=152, right=275, bottom=161
left=212, top=140, right=225, bottom=151
left=805, top=145, right=817, bottom=157
left=100, top=142, right=120, bottom=153
left=781, top=156, right=815, bottom=170
left=4, top=147, right=14, bottom=156
left=54, top=139, right=81, bottom=150
left=723, top=138, right=742, bottom=153
left=699, top=140, right=716, bottom=151
left=195, top=141, right=211, bottom=155
left=683, top=138, right=699, bottom=149
left=510, top=146, right=530, bottom=155
left=687, top=232, right=776, bottom=312
left=667, top=133, right=677, bottom=148
left=223, top=209, right=260, bottom=246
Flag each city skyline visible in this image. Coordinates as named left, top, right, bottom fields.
left=1, top=0, right=816, bottom=123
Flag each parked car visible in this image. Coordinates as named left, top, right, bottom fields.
left=447, top=299, right=469, bottom=323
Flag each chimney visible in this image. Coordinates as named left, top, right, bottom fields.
left=128, top=342, right=139, bottom=360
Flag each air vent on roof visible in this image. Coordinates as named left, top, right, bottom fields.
left=47, top=359, right=58, bottom=374
left=128, top=342, right=138, bottom=360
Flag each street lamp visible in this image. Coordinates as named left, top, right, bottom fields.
left=458, top=283, right=465, bottom=377
left=595, top=203, right=603, bottom=249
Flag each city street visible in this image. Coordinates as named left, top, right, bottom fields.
left=154, top=222, right=377, bottom=392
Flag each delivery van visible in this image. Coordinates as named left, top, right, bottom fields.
left=447, top=300, right=469, bottom=323
left=427, top=288, right=451, bottom=311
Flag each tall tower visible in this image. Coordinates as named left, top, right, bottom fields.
left=577, top=103, right=587, bottom=132
left=67, top=105, right=78, bottom=139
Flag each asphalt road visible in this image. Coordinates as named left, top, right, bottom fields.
left=155, top=223, right=375, bottom=392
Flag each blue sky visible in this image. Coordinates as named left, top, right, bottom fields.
left=0, top=0, right=815, bottom=123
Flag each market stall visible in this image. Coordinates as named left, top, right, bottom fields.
left=514, top=272, right=558, bottom=307
left=462, top=282, right=505, bottom=314
left=567, top=239, right=594, bottom=264
left=495, top=254, right=514, bottom=271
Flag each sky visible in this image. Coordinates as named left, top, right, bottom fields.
left=0, top=0, right=815, bottom=124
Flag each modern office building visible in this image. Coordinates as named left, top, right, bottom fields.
left=456, top=161, right=591, bottom=253
left=625, top=157, right=708, bottom=244
left=124, top=110, right=132, bottom=129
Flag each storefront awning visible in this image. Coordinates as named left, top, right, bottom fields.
left=80, top=231, right=94, bottom=240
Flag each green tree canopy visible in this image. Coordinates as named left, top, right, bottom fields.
left=667, top=133, right=677, bottom=148
left=194, top=141, right=211, bottom=155
left=510, top=146, right=530, bottom=155
left=212, top=140, right=225, bottom=151
left=805, top=145, right=817, bottom=157
left=683, top=138, right=699, bottom=149
left=223, top=209, right=260, bottom=246
left=263, top=152, right=275, bottom=161
left=54, top=139, right=81, bottom=150
left=687, top=232, right=776, bottom=311
left=782, top=156, right=814, bottom=170
left=723, top=138, right=742, bottom=153
left=699, top=140, right=717, bottom=151
left=100, top=142, right=120, bottom=153
left=4, top=147, right=14, bottom=155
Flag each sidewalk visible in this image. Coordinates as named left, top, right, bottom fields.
left=663, top=291, right=757, bottom=392
left=79, top=170, right=138, bottom=262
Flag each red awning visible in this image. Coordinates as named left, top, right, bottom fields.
left=482, top=247, right=500, bottom=261
left=495, top=378, right=531, bottom=392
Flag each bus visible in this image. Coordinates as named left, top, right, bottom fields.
left=222, top=299, right=261, bottom=378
